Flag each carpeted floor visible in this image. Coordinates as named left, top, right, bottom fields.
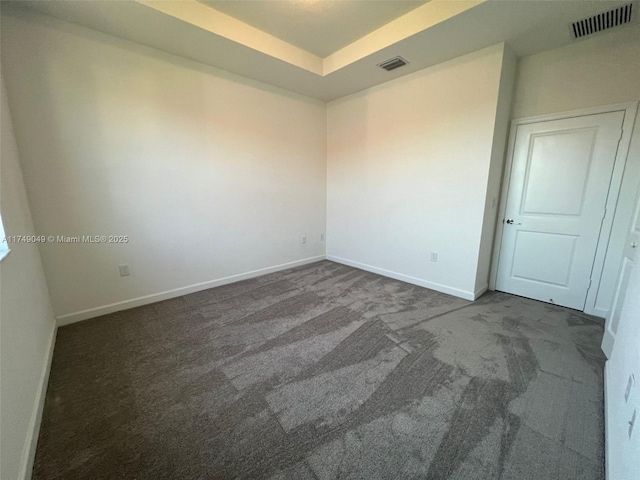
left=33, top=260, right=606, bottom=479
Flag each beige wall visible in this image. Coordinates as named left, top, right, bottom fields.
left=1, top=10, right=327, bottom=322
left=327, top=44, right=514, bottom=298
left=0, top=75, right=57, bottom=480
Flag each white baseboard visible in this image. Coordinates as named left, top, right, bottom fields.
left=19, top=324, right=57, bottom=480
left=474, top=283, right=489, bottom=300
left=56, top=256, right=326, bottom=326
left=584, top=305, right=609, bottom=319
left=326, top=255, right=477, bottom=301
left=604, top=361, right=611, bottom=480
left=602, top=328, right=615, bottom=359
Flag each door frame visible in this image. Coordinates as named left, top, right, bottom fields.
left=489, top=102, right=638, bottom=316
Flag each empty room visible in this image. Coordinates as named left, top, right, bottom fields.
left=1, top=0, right=640, bottom=479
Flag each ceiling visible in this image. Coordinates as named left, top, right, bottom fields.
left=3, top=0, right=638, bottom=101
left=201, top=0, right=427, bottom=57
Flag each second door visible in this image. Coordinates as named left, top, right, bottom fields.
left=495, top=110, right=624, bottom=310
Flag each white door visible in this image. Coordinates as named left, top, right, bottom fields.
left=496, top=111, right=624, bottom=310
left=602, top=184, right=640, bottom=358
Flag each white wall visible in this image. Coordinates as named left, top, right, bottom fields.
left=0, top=75, right=57, bottom=480
left=606, top=246, right=640, bottom=480
left=513, top=25, right=640, bottom=119
left=475, top=46, right=516, bottom=292
left=0, top=10, right=327, bottom=322
left=512, top=24, right=640, bottom=318
left=326, top=44, right=513, bottom=299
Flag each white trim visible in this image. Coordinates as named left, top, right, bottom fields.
left=604, top=361, right=612, bottom=480
left=489, top=102, right=639, bottom=316
left=56, top=256, right=326, bottom=326
left=591, top=306, right=610, bottom=320
left=18, top=324, right=57, bottom=480
left=602, top=328, right=615, bottom=359
left=474, top=283, right=489, bottom=300
left=489, top=115, right=518, bottom=291
left=326, top=255, right=477, bottom=301
left=585, top=102, right=638, bottom=315
left=511, top=102, right=638, bottom=125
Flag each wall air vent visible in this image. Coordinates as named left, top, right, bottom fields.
left=571, top=3, right=635, bottom=39
left=377, top=56, right=409, bottom=72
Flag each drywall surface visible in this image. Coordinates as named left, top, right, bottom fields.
left=513, top=25, right=640, bottom=318
left=0, top=75, right=56, bottom=480
left=474, top=45, right=516, bottom=293
left=326, top=44, right=507, bottom=298
left=513, top=25, right=640, bottom=119
left=1, top=10, right=327, bottom=319
left=606, top=254, right=640, bottom=480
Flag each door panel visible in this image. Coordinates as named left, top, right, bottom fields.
left=496, top=111, right=624, bottom=310
left=511, top=231, right=577, bottom=286
left=522, top=129, right=596, bottom=216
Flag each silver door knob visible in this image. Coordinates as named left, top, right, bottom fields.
left=506, top=219, right=515, bottom=224
left=632, top=242, right=638, bottom=249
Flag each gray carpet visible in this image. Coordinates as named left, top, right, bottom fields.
left=33, top=260, right=606, bottom=479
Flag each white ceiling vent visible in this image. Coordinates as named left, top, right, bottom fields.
left=571, top=3, right=635, bottom=39
left=377, top=56, right=409, bottom=72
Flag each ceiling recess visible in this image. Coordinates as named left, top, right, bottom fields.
left=571, top=3, right=635, bottom=38
left=377, top=56, right=409, bottom=72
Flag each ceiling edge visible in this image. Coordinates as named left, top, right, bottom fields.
left=136, top=0, right=324, bottom=75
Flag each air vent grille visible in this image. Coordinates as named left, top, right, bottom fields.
left=572, top=3, right=634, bottom=38
left=378, top=56, right=408, bottom=72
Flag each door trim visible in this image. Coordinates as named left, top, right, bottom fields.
left=489, top=102, right=638, bottom=315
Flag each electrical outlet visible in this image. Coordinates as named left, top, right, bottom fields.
left=626, top=373, right=636, bottom=403
left=430, top=252, right=438, bottom=263
left=119, top=264, right=130, bottom=277
left=320, top=233, right=325, bottom=242
left=300, top=235, right=307, bottom=245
